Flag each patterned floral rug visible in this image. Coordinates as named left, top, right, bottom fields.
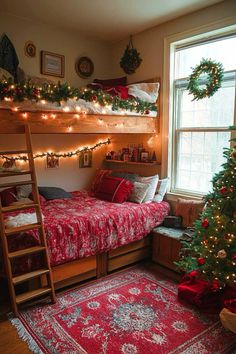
left=10, top=267, right=236, bottom=354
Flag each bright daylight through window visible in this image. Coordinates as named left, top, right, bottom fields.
left=171, top=34, right=236, bottom=196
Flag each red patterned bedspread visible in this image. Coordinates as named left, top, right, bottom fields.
left=6, top=191, right=170, bottom=268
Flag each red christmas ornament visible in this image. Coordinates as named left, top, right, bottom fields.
left=197, top=257, right=206, bottom=265
left=201, top=219, right=209, bottom=228
left=3, top=87, right=8, bottom=93
left=232, top=254, right=236, bottom=260
left=91, top=95, right=97, bottom=102
left=229, top=187, right=234, bottom=193
left=232, top=146, right=236, bottom=158
left=144, top=109, right=150, bottom=115
left=224, top=233, right=230, bottom=240
left=33, top=88, right=39, bottom=96
left=15, top=88, right=22, bottom=95
left=220, top=186, right=227, bottom=194
left=211, top=279, right=220, bottom=292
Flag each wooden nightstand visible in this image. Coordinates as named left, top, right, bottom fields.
left=151, top=226, right=183, bottom=272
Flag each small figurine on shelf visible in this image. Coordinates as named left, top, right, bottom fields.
left=152, top=151, right=157, bottom=162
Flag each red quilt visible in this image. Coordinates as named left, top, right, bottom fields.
left=6, top=191, right=170, bottom=269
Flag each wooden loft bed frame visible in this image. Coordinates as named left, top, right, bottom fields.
left=50, top=236, right=152, bottom=290
left=0, top=77, right=160, bottom=289
left=0, top=77, right=161, bottom=134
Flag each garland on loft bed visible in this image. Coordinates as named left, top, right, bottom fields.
left=187, top=58, right=224, bottom=101
left=0, top=79, right=157, bottom=115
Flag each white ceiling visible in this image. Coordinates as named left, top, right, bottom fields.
left=1, top=0, right=222, bottom=42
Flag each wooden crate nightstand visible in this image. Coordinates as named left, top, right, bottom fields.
left=151, top=226, right=183, bottom=272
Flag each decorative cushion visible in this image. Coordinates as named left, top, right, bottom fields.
left=95, top=176, right=133, bottom=203
left=0, top=187, right=17, bottom=206
left=10, top=198, right=33, bottom=206
left=38, top=187, right=72, bottom=200
left=175, top=198, right=205, bottom=228
left=111, top=171, right=138, bottom=183
left=128, top=181, right=149, bottom=204
left=220, top=308, right=236, bottom=334
left=137, top=174, right=159, bottom=202
left=153, top=178, right=169, bottom=202
left=90, top=169, right=112, bottom=194
left=127, top=82, right=160, bottom=103
left=16, top=184, right=32, bottom=199
left=93, top=76, right=127, bottom=88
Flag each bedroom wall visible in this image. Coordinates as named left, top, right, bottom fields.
left=0, top=12, right=112, bottom=87
left=0, top=133, right=160, bottom=191
left=109, top=0, right=236, bottom=83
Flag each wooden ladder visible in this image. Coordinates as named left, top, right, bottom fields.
left=0, top=124, right=56, bottom=316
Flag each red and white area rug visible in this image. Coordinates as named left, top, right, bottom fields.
left=10, top=267, right=236, bottom=353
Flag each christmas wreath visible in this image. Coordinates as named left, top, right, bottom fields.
left=187, top=58, right=224, bottom=100
left=120, top=36, right=142, bottom=75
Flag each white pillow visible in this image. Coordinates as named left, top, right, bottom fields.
left=153, top=178, right=169, bottom=202
left=16, top=185, right=32, bottom=199
left=128, top=182, right=149, bottom=204
left=127, top=82, right=160, bottom=103
left=137, top=174, right=159, bottom=202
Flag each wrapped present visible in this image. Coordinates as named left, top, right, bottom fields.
left=178, top=271, right=223, bottom=312
left=220, top=308, right=236, bottom=334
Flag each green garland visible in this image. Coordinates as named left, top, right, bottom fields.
left=187, top=58, right=224, bottom=100
left=0, top=79, right=156, bottom=115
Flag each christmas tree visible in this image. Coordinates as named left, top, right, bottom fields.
left=178, top=128, right=236, bottom=290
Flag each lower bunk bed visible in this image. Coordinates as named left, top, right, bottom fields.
left=3, top=190, right=170, bottom=290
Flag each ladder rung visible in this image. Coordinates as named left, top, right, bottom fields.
left=9, top=246, right=46, bottom=259
left=2, top=203, right=39, bottom=213
left=0, top=149, right=30, bottom=155
left=0, top=180, right=35, bottom=188
left=16, top=287, right=52, bottom=304
left=13, top=269, right=49, bottom=284
left=5, top=223, right=42, bottom=236
left=0, top=170, right=32, bottom=178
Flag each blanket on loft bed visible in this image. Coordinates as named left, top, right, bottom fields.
left=3, top=191, right=169, bottom=274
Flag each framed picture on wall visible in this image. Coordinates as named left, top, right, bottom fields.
left=46, top=155, right=60, bottom=169
left=41, top=51, right=65, bottom=78
left=79, top=151, right=92, bottom=168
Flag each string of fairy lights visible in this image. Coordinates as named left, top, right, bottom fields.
left=0, top=138, right=111, bottom=162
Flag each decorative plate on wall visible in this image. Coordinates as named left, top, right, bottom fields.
left=24, top=41, right=36, bottom=57
left=75, top=56, right=94, bottom=79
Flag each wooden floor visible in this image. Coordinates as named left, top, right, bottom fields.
left=0, top=262, right=180, bottom=354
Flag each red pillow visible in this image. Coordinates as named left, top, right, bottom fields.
left=93, top=76, right=127, bottom=88
left=90, top=169, right=112, bottom=195
left=0, top=187, right=17, bottom=206
left=95, top=176, right=133, bottom=203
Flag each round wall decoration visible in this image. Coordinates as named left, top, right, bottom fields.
left=187, top=58, right=224, bottom=100
left=75, top=56, right=94, bottom=79
left=24, top=41, right=36, bottom=57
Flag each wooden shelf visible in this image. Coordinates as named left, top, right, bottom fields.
left=104, top=159, right=160, bottom=166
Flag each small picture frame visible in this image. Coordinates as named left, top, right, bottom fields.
left=24, top=41, right=36, bottom=57
left=41, top=51, right=65, bottom=78
left=140, top=151, right=149, bottom=162
left=46, top=155, right=59, bottom=169
left=79, top=151, right=92, bottom=168
left=75, top=56, right=94, bottom=79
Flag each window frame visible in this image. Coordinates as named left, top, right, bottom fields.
left=162, top=22, right=236, bottom=200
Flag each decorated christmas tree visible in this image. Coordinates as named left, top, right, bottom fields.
left=178, top=128, right=236, bottom=290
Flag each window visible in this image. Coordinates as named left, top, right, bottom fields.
left=170, top=34, right=236, bottom=196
